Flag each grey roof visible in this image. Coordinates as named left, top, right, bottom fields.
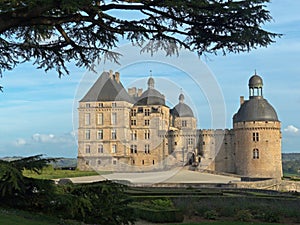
left=249, top=75, right=263, bottom=88
left=233, top=97, right=278, bottom=123
left=171, top=103, right=194, bottom=117
left=80, top=71, right=134, bottom=103
left=135, top=88, right=165, bottom=106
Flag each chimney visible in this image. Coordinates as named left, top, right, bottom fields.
left=240, top=96, right=244, bottom=106
left=109, top=70, right=113, bottom=79
left=115, top=72, right=120, bottom=83
left=137, top=88, right=143, bottom=97
left=128, top=87, right=137, bottom=97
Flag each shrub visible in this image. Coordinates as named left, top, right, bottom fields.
left=236, top=209, right=253, bottom=222
left=262, top=211, right=280, bottom=223
left=203, top=209, right=218, bottom=220
left=133, top=207, right=184, bottom=223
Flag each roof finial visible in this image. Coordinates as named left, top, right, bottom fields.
left=254, top=69, right=257, bottom=75
left=150, top=70, right=153, bottom=77
left=179, top=89, right=184, bottom=103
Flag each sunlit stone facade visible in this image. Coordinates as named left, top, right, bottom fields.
left=77, top=71, right=282, bottom=179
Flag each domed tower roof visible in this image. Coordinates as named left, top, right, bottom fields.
left=248, top=74, right=263, bottom=88
left=233, top=98, right=278, bottom=122
left=233, top=74, right=278, bottom=123
left=171, top=93, right=194, bottom=117
left=135, top=77, right=165, bottom=105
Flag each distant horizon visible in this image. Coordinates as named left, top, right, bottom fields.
left=1, top=151, right=300, bottom=159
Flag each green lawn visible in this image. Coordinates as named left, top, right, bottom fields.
left=170, top=222, right=287, bottom=225
left=23, top=166, right=111, bottom=179
left=0, top=209, right=80, bottom=225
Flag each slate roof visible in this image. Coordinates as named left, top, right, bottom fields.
left=80, top=71, right=134, bottom=103
left=233, top=97, right=279, bottom=123
left=171, top=103, right=194, bottom=117
left=249, top=74, right=263, bottom=88
left=135, top=88, right=166, bottom=106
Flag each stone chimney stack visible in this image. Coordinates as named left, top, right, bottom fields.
left=109, top=70, right=113, bottom=79
left=137, top=88, right=143, bottom=97
left=128, top=87, right=137, bottom=97
left=115, top=72, right=120, bottom=83
left=240, top=96, right=244, bottom=106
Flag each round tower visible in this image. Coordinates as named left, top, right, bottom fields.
left=233, top=73, right=282, bottom=180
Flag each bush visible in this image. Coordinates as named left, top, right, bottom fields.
left=203, top=209, right=218, bottom=220
left=132, top=198, right=184, bottom=223
left=236, top=209, right=253, bottom=222
left=133, top=207, right=184, bottom=223
left=262, top=211, right=280, bottom=223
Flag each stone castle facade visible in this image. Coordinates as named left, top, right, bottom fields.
left=77, top=70, right=282, bottom=179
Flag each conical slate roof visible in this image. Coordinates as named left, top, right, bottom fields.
left=80, top=71, right=134, bottom=103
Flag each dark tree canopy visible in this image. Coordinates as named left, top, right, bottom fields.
left=0, top=0, right=280, bottom=76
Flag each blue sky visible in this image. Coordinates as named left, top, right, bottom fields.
left=0, top=1, right=299, bottom=158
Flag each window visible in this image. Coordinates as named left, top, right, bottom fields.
left=111, top=112, right=117, bottom=125
left=144, top=120, right=150, bottom=126
left=97, top=113, right=103, bottom=125
left=98, top=103, right=103, bottom=108
left=131, top=120, right=136, bottom=126
left=182, top=120, right=187, bottom=127
left=152, top=160, right=155, bottom=165
left=113, top=160, right=117, bottom=165
left=98, top=144, right=103, bottom=153
left=188, top=138, right=194, bottom=145
left=97, top=160, right=101, bottom=165
left=97, top=130, right=103, bottom=140
left=142, top=160, right=145, bottom=165
left=131, top=131, right=137, bottom=140
left=144, top=108, right=150, bottom=116
left=132, top=160, right=135, bottom=165
left=253, top=132, right=259, bottom=142
left=111, top=129, right=117, bottom=139
left=85, top=113, right=90, bottom=125
left=85, top=130, right=90, bottom=140
left=138, top=107, right=143, bottom=113
left=86, top=103, right=90, bottom=108
left=131, top=109, right=137, bottom=116
left=253, top=149, right=259, bottom=159
left=85, top=145, right=90, bottom=154
left=112, top=144, right=117, bottom=153
left=144, top=144, right=150, bottom=154
left=130, top=145, right=137, bottom=154
left=144, top=130, right=150, bottom=140
left=112, top=102, right=117, bottom=108
left=203, top=141, right=205, bottom=145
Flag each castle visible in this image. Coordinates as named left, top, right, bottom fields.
left=77, top=70, right=282, bottom=179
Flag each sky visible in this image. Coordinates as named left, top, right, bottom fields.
left=0, top=1, right=300, bottom=158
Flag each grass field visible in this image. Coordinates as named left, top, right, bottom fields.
left=0, top=209, right=288, bottom=225
left=23, top=166, right=110, bottom=179
left=0, top=209, right=81, bottom=225
left=168, top=222, right=287, bottom=225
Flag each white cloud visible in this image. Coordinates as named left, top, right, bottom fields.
left=284, top=125, right=299, bottom=133
left=31, top=132, right=76, bottom=144
left=13, top=132, right=76, bottom=147
left=14, top=138, right=27, bottom=146
left=32, top=133, right=55, bottom=143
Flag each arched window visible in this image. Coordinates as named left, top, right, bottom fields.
left=253, top=149, right=259, bottom=159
